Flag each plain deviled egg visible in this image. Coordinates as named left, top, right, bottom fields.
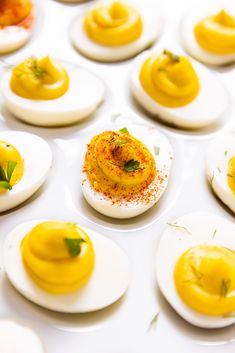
left=0, top=130, right=52, bottom=213
left=1, top=56, right=105, bottom=127
left=70, top=0, right=163, bottom=62
left=156, top=212, right=235, bottom=328
left=81, top=124, right=173, bottom=219
left=0, top=0, right=35, bottom=54
left=206, top=131, right=235, bottom=213
left=131, top=49, right=228, bottom=129
left=4, top=220, right=130, bottom=313
left=0, top=320, right=45, bottom=353
left=180, top=3, right=235, bottom=66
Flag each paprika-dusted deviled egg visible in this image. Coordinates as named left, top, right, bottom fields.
left=156, top=212, right=235, bottom=328
left=206, top=131, right=235, bottom=213
left=0, top=320, right=45, bottom=353
left=1, top=56, right=105, bottom=127
left=180, top=3, right=235, bottom=66
left=0, top=0, right=35, bottom=54
left=0, top=130, right=52, bottom=213
left=70, top=0, right=163, bottom=62
left=81, top=124, right=173, bottom=219
left=4, top=220, right=130, bottom=313
left=131, top=49, right=228, bottom=129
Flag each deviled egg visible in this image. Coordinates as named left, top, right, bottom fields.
left=81, top=124, right=173, bottom=219
left=131, top=49, right=228, bottom=129
left=0, top=131, right=52, bottom=213
left=4, top=220, right=130, bottom=312
left=1, top=56, right=105, bottom=127
left=206, top=131, right=235, bottom=213
left=0, top=0, right=35, bottom=54
left=70, top=0, right=163, bottom=62
left=0, top=320, right=45, bottom=353
left=180, top=3, right=235, bottom=65
left=156, top=212, right=235, bottom=328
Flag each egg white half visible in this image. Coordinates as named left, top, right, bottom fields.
left=0, top=320, right=45, bottom=353
left=0, top=131, right=52, bottom=213
left=180, top=3, right=235, bottom=66
left=81, top=124, right=173, bottom=219
left=131, top=50, right=229, bottom=129
left=206, top=131, right=235, bottom=213
left=0, top=4, right=35, bottom=54
left=1, top=61, right=105, bottom=127
left=70, top=1, right=163, bottom=62
left=156, top=212, right=235, bottom=328
left=4, top=220, right=130, bottom=313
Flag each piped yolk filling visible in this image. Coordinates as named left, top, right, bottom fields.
left=0, top=140, right=24, bottom=194
left=174, top=245, right=235, bottom=316
left=228, top=156, right=235, bottom=194
left=140, top=50, right=200, bottom=108
left=21, top=221, right=95, bottom=294
left=83, top=130, right=156, bottom=199
left=84, top=1, right=143, bottom=46
left=0, top=0, right=32, bottom=26
left=10, top=56, right=69, bottom=100
left=194, top=9, right=235, bottom=54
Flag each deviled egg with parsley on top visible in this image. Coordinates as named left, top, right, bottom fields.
left=1, top=56, right=105, bottom=126
left=82, top=124, right=173, bottom=219
left=70, top=0, right=163, bottom=62
left=131, top=49, right=228, bottom=129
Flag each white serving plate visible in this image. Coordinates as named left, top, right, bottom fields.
left=0, top=0, right=235, bottom=352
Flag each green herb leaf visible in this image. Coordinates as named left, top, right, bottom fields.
left=7, top=160, right=17, bottom=182
left=0, top=166, right=7, bottom=181
left=154, top=146, right=160, bottom=156
left=167, top=222, right=191, bottom=235
left=190, top=265, right=203, bottom=281
left=163, top=49, right=180, bottom=62
left=64, top=238, right=86, bottom=257
left=148, top=312, right=160, bottom=332
left=123, top=159, right=140, bottom=172
left=115, top=139, right=128, bottom=146
left=0, top=181, right=12, bottom=190
left=220, top=279, right=231, bottom=298
left=119, top=127, right=129, bottom=135
left=212, top=229, right=217, bottom=239
left=27, top=56, right=47, bottom=80
left=224, top=151, right=228, bottom=156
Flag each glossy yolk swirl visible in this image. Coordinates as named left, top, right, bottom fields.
left=10, top=56, right=69, bottom=100
left=84, top=130, right=156, bottom=199
left=140, top=51, right=200, bottom=108
left=21, top=221, right=95, bottom=294
left=0, top=140, right=24, bottom=194
left=174, top=245, right=235, bottom=316
left=84, top=1, right=143, bottom=46
left=0, top=0, right=32, bottom=26
left=194, top=10, right=235, bottom=54
left=228, top=156, right=235, bottom=193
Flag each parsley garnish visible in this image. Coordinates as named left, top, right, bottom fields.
left=163, top=49, right=180, bottom=62
left=119, top=127, right=129, bottom=135
left=0, top=160, right=17, bottom=190
left=123, top=159, right=140, bottom=172
left=64, top=238, right=86, bottom=257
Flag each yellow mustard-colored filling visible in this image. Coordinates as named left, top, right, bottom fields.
left=194, top=9, right=235, bottom=54
left=84, top=1, right=143, bottom=46
left=21, top=221, right=95, bottom=294
left=140, top=50, right=200, bottom=108
left=0, top=0, right=32, bottom=26
left=0, top=140, right=24, bottom=194
left=10, top=56, right=69, bottom=100
left=83, top=129, right=156, bottom=199
left=174, top=245, right=235, bottom=316
left=228, top=156, right=235, bottom=194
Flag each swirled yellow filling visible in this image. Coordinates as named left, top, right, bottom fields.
left=0, top=140, right=24, bottom=194
left=83, top=129, right=156, bottom=199
left=84, top=1, right=143, bottom=46
left=140, top=50, right=200, bottom=108
left=0, top=0, right=32, bottom=26
left=228, top=156, right=235, bottom=194
left=21, top=221, right=95, bottom=294
left=194, top=9, right=235, bottom=54
left=10, top=56, right=69, bottom=100
left=174, top=245, right=235, bottom=315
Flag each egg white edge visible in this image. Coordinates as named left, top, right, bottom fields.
left=130, top=50, right=229, bottom=129
left=0, top=131, right=52, bottom=213
left=3, top=219, right=131, bottom=313
left=156, top=211, right=235, bottom=328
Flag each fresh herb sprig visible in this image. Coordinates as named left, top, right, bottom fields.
left=148, top=312, right=160, bottom=332
left=0, top=160, right=17, bottom=190
left=163, top=49, right=180, bottom=62
left=123, top=159, right=140, bottom=172
left=64, top=238, right=86, bottom=257
left=0, top=57, right=48, bottom=80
